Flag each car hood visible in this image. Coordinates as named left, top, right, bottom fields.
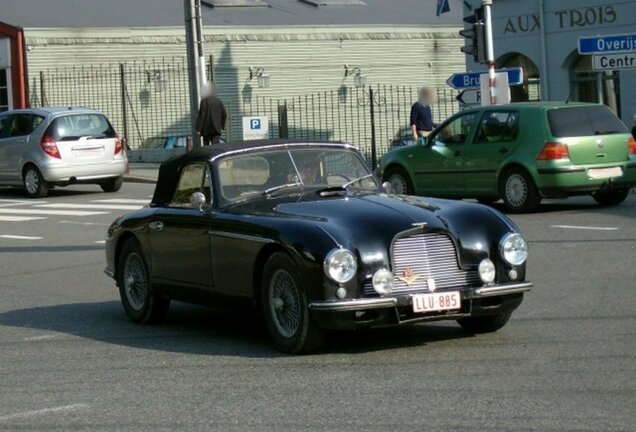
left=225, top=191, right=515, bottom=266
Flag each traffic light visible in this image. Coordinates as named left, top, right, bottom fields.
left=460, top=7, right=486, bottom=64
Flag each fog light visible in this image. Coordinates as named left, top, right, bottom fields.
left=372, top=268, right=393, bottom=294
left=479, top=259, right=496, bottom=284
left=508, top=269, right=518, bottom=280
left=336, top=287, right=347, bottom=299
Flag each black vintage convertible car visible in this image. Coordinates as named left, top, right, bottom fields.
left=104, top=140, right=532, bottom=353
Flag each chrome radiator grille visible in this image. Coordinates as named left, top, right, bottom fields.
left=364, top=232, right=481, bottom=296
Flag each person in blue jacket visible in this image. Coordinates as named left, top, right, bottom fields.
left=410, top=87, right=437, bottom=143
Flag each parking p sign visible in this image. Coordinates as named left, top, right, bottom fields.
left=242, top=115, right=269, bottom=141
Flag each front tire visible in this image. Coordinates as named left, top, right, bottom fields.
left=383, top=166, right=413, bottom=195
left=457, top=312, right=511, bottom=333
left=117, top=238, right=170, bottom=324
left=101, top=176, right=123, bottom=193
left=499, top=168, right=541, bottom=213
left=262, top=252, right=325, bottom=354
left=23, top=165, right=50, bottom=198
left=593, top=188, right=630, bottom=206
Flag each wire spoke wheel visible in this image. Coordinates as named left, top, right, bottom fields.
left=268, top=269, right=301, bottom=338
left=504, top=173, right=528, bottom=207
left=123, top=252, right=148, bottom=311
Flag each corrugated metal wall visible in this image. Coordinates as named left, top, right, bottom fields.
left=24, top=26, right=465, bottom=150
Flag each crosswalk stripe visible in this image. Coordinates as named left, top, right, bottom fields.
left=0, top=216, right=47, bottom=222
left=33, top=203, right=142, bottom=211
left=0, top=234, right=43, bottom=240
left=91, top=199, right=149, bottom=204
left=0, top=209, right=108, bottom=216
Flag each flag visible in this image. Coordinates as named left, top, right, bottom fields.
left=436, top=0, right=450, bottom=16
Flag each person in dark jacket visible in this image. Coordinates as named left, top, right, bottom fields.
left=196, top=83, right=227, bottom=145
left=410, top=87, right=436, bottom=142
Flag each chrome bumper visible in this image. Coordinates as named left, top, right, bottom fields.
left=308, top=282, right=532, bottom=312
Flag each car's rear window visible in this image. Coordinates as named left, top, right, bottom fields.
left=547, top=106, right=627, bottom=138
left=46, top=113, right=116, bottom=141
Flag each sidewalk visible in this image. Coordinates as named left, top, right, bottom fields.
left=124, top=163, right=160, bottom=184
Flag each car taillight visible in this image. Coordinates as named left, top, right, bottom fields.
left=628, top=136, right=636, bottom=155
left=40, top=136, right=61, bottom=159
left=114, top=136, right=122, bottom=155
left=537, top=142, right=569, bottom=161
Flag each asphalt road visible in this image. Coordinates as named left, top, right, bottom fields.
left=0, top=183, right=634, bottom=432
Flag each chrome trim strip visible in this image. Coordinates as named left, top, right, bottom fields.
left=474, top=282, right=532, bottom=297
left=209, top=231, right=273, bottom=243
left=309, top=297, right=398, bottom=312
left=209, top=142, right=357, bottom=163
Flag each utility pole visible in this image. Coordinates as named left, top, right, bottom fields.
left=184, top=0, right=206, bottom=149
left=482, top=0, right=496, bottom=105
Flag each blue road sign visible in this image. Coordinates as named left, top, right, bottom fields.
left=578, top=33, right=636, bottom=55
left=446, top=68, right=523, bottom=89
left=250, top=119, right=262, bottom=130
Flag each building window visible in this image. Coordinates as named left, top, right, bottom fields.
left=498, top=53, right=541, bottom=102
left=570, top=54, right=620, bottom=117
left=0, top=70, right=9, bottom=112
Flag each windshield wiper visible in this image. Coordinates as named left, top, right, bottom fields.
left=342, top=173, right=375, bottom=189
left=263, top=182, right=302, bottom=197
left=594, top=130, right=620, bottom=135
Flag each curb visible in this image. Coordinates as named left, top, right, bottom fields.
left=124, top=176, right=157, bottom=184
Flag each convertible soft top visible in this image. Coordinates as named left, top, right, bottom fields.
left=150, top=139, right=349, bottom=206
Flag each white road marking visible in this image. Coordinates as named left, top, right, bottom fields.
left=91, top=199, right=149, bottom=204
left=23, top=334, right=59, bottom=341
left=33, top=203, right=142, bottom=211
left=0, top=199, right=45, bottom=204
left=0, top=209, right=108, bottom=216
left=0, top=234, right=43, bottom=240
left=94, top=240, right=106, bottom=244
left=0, top=404, right=89, bottom=422
left=551, top=225, right=618, bottom=231
left=59, top=220, right=109, bottom=226
left=0, top=216, right=47, bottom=222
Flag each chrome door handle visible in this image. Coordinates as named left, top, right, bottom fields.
left=149, top=221, right=164, bottom=232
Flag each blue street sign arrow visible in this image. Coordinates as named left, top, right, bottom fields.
left=578, top=33, right=636, bottom=55
left=446, top=67, right=523, bottom=89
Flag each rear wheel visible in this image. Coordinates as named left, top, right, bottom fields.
left=23, top=165, right=49, bottom=198
left=383, top=166, right=413, bottom=195
left=457, top=312, right=511, bottom=334
left=117, top=238, right=170, bottom=324
left=499, top=168, right=541, bottom=213
left=101, top=176, right=123, bottom=193
left=592, top=188, right=630, bottom=206
left=262, top=252, right=325, bottom=354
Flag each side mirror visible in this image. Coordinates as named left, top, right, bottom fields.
left=382, top=181, right=394, bottom=194
left=190, top=191, right=207, bottom=210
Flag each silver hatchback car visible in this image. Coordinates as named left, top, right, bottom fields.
left=0, top=107, right=127, bottom=198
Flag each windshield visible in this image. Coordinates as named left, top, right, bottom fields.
left=46, top=113, right=116, bottom=141
left=547, top=106, right=628, bottom=138
left=216, top=147, right=377, bottom=202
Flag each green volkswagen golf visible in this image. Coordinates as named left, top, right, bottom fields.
left=377, top=102, right=636, bottom=213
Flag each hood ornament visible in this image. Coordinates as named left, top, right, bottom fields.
left=596, top=138, right=604, bottom=149
left=399, top=268, right=420, bottom=286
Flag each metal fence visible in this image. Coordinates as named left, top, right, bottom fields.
left=30, top=59, right=461, bottom=164
left=242, top=85, right=460, bottom=166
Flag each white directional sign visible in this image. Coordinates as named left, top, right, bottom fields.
left=593, top=53, right=636, bottom=71
left=242, top=116, right=269, bottom=141
left=456, top=89, right=481, bottom=105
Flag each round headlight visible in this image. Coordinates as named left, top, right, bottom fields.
left=500, top=233, right=529, bottom=266
left=324, top=249, right=357, bottom=283
left=372, top=268, right=393, bottom=294
left=479, top=258, right=496, bottom=284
